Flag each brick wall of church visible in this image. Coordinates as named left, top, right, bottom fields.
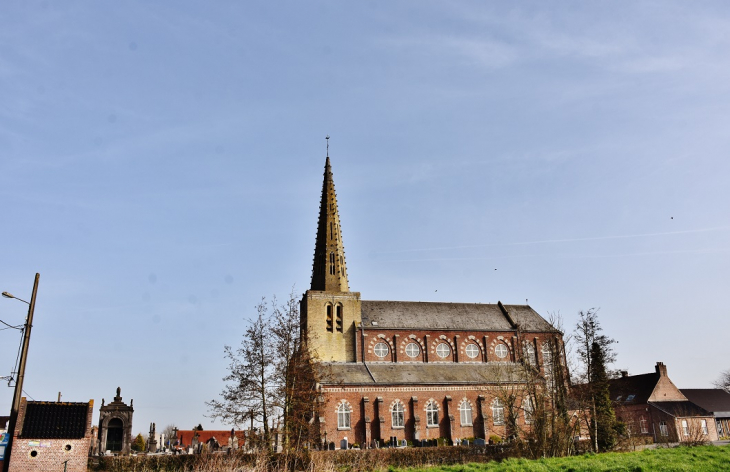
left=359, top=329, right=557, bottom=368
left=320, top=385, right=534, bottom=448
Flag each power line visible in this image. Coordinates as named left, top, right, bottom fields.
left=0, top=318, right=22, bottom=330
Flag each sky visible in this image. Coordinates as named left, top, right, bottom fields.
left=1, top=1, right=729, bottom=437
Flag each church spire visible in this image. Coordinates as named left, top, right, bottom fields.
left=310, top=153, right=349, bottom=292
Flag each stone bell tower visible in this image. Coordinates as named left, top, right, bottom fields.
left=301, top=150, right=361, bottom=362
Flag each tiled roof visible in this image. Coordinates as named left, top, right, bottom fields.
left=681, top=389, right=730, bottom=417
left=176, top=430, right=245, bottom=447
left=19, top=402, right=90, bottom=439
left=360, top=301, right=557, bottom=332
left=320, top=362, right=529, bottom=386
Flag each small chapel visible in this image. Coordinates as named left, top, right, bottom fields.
left=301, top=153, right=566, bottom=448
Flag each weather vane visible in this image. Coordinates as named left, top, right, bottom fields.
left=326, top=135, right=330, bottom=157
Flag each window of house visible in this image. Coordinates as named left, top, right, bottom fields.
left=659, top=421, right=668, bottom=437
left=494, top=344, right=508, bottom=359
left=405, top=342, right=420, bottom=358
left=492, top=399, right=504, bottom=425
left=391, top=401, right=405, bottom=428
left=459, top=401, right=472, bottom=426
left=436, top=343, right=450, bottom=359
left=682, top=420, right=689, bottom=436
left=426, top=401, right=439, bottom=427
left=523, top=342, right=536, bottom=365
left=523, top=397, right=534, bottom=424
left=465, top=344, right=480, bottom=359
left=373, top=342, right=389, bottom=358
left=702, top=419, right=708, bottom=435
left=337, top=403, right=351, bottom=430
left=640, top=417, right=648, bottom=434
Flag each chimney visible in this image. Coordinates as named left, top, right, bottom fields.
left=655, top=362, right=667, bottom=377
left=621, top=371, right=628, bottom=378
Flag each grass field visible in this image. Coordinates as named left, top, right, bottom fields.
left=391, top=445, right=730, bottom=472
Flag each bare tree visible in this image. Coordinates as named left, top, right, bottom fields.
left=208, top=291, right=323, bottom=453
left=207, top=299, right=277, bottom=446
left=714, top=369, right=730, bottom=393
left=162, top=424, right=177, bottom=449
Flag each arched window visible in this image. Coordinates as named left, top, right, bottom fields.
left=523, top=397, right=534, bottom=424
left=435, top=343, right=451, bottom=359
left=659, top=421, right=668, bottom=436
left=523, top=342, right=537, bottom=365
left=337, top=403, right=351, bottom=430
left=459, top=401, right=472, bottom=426
left=640, top=417, right=648, bottom=434
left=391, top=401, right=405, bottom=428
left=465, top=344, right=480, bottom=359
left=329, top=252, right=335, bottom=275
left=335, top=304, right=343, bottom=332
left=492, top=399, right=504, bottom=426
left=326, top=305, right=333, bottom=332
left=426, top=401, right=439, bottom=427
left=542, top=343, right=554, bottom=386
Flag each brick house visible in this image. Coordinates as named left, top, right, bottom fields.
left=301, top=156, right=565, bottom=449
left=680, top=389, right=730, bottom=439
left=4, top=398, right=94, bottom=472
left=608, top=362, right=718, bottom=442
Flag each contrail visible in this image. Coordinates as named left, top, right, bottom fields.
left=386, top=247, right=729, bottom=263
left=373, top=226, right=730, bottom=255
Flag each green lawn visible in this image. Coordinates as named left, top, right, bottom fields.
left=391, top=445, right=730, bottom=472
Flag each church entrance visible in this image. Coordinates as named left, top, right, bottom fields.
left=106, top=418, right=124, bottom=452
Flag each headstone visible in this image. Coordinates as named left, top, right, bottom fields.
left=400, top=439, right=407, bottom=447
left=340, top=438, right=348, bottom=450
left=474, top=438, right=485, bottom=446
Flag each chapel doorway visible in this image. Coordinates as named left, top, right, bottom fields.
left=106, top=418, right=124, bottom=452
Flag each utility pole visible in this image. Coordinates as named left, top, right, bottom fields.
left=2, top=273, right=39, bottom=472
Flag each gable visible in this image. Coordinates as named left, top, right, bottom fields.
left=648, top=375, right=687, bottom=402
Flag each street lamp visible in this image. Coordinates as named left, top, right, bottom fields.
left=2, top=273, right=39, bottom=472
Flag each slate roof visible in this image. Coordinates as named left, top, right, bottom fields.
left=681, top=389, right=730, bottom=417
left=649, top=401, right=712, bottom=418
left=320, top=362, right=529, bottom=386
left=360, top=301, right=557, bottom=332
left=608, top=372, right=660, bottom=405
left=19, top=402, right=90, bottom=439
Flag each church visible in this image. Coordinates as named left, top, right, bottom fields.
left=300, top=154, right=566, bottom=448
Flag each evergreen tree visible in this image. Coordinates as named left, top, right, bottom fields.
left=589, top=341, right=618, bottom=451
left=131, top=433, right=146, bottom=452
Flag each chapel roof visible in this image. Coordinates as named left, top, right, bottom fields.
left=320, top=362, right=529, bottom=386
left=360, top=300, right=558, bottom=332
